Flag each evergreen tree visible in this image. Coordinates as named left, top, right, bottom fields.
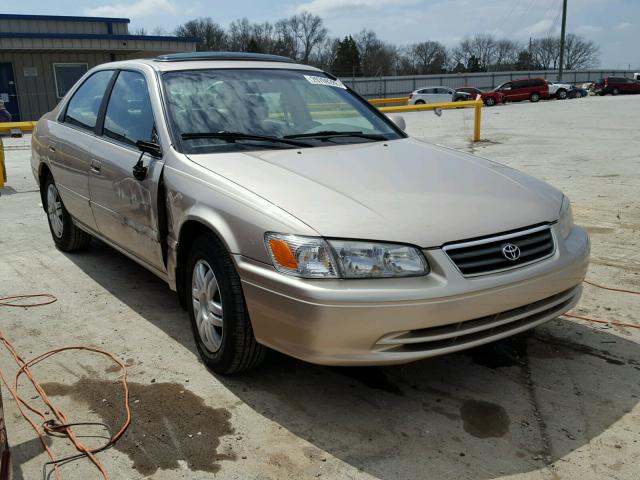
left=331, top=36, right=361, bottom=77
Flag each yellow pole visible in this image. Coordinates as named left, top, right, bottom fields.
left=473, top=103, right=482, bottom=142
left=0, top=137, right=6, bottom=189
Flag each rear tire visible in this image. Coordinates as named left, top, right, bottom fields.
left=529, top=92, right=540, bottom=102
left=43, top=174, right=91, bottom=252
left=186, top=233, right=266, bottom=374
left=484, top=97, right=496, bottom=107
left=414, top=99, right=425, bottom=105
left=556, top=89, right=567, bottom=100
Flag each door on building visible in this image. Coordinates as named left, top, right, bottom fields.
left=0, top=63, right=21, bottom=121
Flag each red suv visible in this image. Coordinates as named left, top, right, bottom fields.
left=455, top=87, right=505, bottom=106
left=594, top=77, right=640, bottom=95
left=494, top=78, right=549, bottom=102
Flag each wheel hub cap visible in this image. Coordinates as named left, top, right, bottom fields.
left=192, top=259, right=223, bottom=352
left=46, top=184, right=64, bottom=238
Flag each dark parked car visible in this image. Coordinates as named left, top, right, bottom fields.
left=594, top=77, right=640, bottom=95
left=455, top=87, right=504, bottom=106
left=494, top=78, right=549, bottom=103
left=568, top=87, right=588, bottom=99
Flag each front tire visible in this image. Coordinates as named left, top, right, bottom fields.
left=529, top=92, right=540, bottom=102
left=612, top=87, right=619, bottom=95
left=186, top=233, right=266, bottom=374
left=43, top=174, right=91, bottom=252
left=484, top=97, right=496, bottom=107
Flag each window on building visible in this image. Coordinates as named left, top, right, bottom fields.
left=103, top=71, right=155, bottom=147
left=63, top=70, right=114, bottom=131
left=54, top=63, right=89, bottom=98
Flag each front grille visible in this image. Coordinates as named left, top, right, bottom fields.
left=376, top=286, right=579, bottom=354
left=443, top=225, right=555, bottom=276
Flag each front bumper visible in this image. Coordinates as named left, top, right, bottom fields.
left=236, top=224, right=590, bottom=366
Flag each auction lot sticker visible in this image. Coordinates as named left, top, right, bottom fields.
left=304, top=75, right=347, bottom=89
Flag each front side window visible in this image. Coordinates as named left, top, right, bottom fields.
left=54, top=63, right=89, bottom=99
left=64, top=70, right=113, bottom=131
left=103, top=71, right=155, bottom=147
left=162, top=68, right=402, bottom=154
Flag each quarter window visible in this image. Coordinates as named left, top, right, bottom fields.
left=103, top=71, right=155, bottom=147
left=54, top=63, right=89, bottom=99
left=63, top=70, right=113, bottom=131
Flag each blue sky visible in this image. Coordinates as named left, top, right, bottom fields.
left=6, top=0, right=639, bottom=68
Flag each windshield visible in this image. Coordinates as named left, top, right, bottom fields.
left=162, top=68, right=402, bottom=153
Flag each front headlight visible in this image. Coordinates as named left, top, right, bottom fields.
left=265, top=233, right=429, bottom=279
left=558, top=196, right=574, bottom=239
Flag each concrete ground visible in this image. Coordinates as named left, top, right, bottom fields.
left=0, top=94, right=638, bottom=480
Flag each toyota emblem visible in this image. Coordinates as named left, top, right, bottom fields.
left=502, top=243, right=521, bottom=261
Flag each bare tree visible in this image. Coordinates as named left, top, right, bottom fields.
left=403, top=40, right=447, bottom=74
left=275, top=12, right=327, bottom=63
left=354, top=29, right=399, bottom=76
left=564, top=34, right=599, bottom=69
left=454, top=34, right=498, bottom=71
left=175, top=17, right=227, bottom=51
left=494, top=39, right=522, bottom=68
left=532, top=37, right=560, bottom=69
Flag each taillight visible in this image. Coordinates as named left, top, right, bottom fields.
left=408, top=93, right=413, bottom=99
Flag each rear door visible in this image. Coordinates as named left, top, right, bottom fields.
left=52, top=69, right=115, bottom=231
left=0, top=63, right=20, bottom=121
left=89, top=69, right=166, bottom=271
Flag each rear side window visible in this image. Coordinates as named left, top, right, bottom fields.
left=103, top=71, right=155, bottom=147
left=64, top=70, right=114, bottom=131
left=512, top=80, right=528, bottom=89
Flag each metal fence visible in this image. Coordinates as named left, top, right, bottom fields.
left=341, top=69, right=637, bottom=99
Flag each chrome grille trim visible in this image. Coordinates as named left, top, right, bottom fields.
left=443, top=224, right=556, bottom=277
left=375, top=286, right=580, bottom=354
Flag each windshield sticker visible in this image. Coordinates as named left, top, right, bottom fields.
left=304, top=75, right=347, bottom=89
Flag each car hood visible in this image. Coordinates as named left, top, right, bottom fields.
left=187, top=138, right=563, bottom=247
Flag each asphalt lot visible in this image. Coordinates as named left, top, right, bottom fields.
left=0, top=94, right=638, bottom=480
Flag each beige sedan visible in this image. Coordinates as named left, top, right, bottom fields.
left=31, top=52, right=589, bottom=373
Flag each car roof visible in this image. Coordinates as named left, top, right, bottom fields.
left=90, top=51, right=323, bottom=73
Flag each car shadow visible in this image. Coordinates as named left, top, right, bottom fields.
left=65, top=240, right=639, bottom=479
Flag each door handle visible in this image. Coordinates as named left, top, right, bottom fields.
left=90, top=159, right=102, bottom=174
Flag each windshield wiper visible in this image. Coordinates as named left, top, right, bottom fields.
left=284, top=131, right=387, bottom=141
left=181, top=131, right=311, bottom=148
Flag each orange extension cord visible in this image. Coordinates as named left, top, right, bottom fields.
left=0, top=294, right=131, bottom=480
left=563, top=279, right=640, bottom=330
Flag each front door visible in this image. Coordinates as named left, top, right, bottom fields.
left=0, top=63, right=20, bottom=121
left=89, top=70, right=166, bottom=271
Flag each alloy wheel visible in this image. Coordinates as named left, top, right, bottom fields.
left=192, top=259, right=224, bottom=352
left=46, top=184, right=64, bottom=238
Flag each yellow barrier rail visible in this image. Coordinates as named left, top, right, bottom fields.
left=0, top=121, right=37, bottom=133
left=376, top=99, right=483, bottom=142
left=368, top=97, right=409, bottom=105
left=0, top=137, right=5, bottom=189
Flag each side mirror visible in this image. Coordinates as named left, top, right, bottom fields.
left=433, top=108, right=443, bottom=117
left=387, top=114, right=406, bottom=131
left=136, top=140, right=162, bottom=158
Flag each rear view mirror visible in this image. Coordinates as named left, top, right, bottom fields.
left=387, top=114, right=406, bottom=131
left=136, top=140, right=162, bottom=157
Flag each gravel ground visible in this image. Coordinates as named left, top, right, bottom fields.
left=0, top=94, right=638, bottom=480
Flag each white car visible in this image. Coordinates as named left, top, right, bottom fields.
left=547, top=81, right=574, bottom=100
left=408, top=87, right=471, bottom=105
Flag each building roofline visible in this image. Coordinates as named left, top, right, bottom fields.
left=0, top=32, right=199, bottom=43
left=0, top=13, right=130, bottom=23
